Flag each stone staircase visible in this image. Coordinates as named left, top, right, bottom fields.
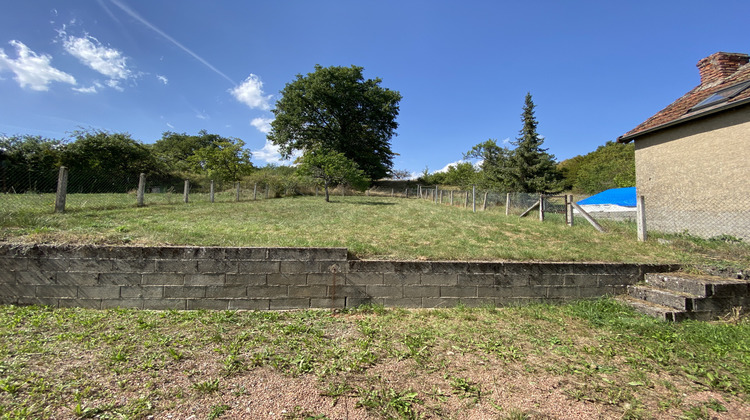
left=618, top=272, right=750, bottom=321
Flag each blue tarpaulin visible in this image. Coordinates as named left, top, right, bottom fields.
left=577, top=187, right=636, bottom=207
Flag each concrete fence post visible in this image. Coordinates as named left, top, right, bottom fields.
left=464, top=191, right=469, bottom=208
left=54, top=166, right=68, bottom=213
left=391, top=188, right=394, bottom=197
left=253, top=183, right=257, bottom=200
left=435, top=185, right=438, bottom=204
left=566, top=194, right=574, bottom=227
left=472, top=185, right=476, bottom=213
left=482, top=191, right=488, bottom=211
left=183, top=180, right=189, bottom=203
left=539, top=194, right=544, bottom=222
left=235, top=182, right=241, bottom=202
left=450, top=190, right=454, bottom=206
left=505, top=193, right=511, bottom=216
left=405, top=188, right=408, bottom=198
left=637, top=195, right=647, bottom=242
left=210, top=180, right=215, bottom=203
left=137, top=173, right=146, bottom=207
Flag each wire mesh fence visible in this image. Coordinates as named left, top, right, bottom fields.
left=642, top=195, right=750, bottom=242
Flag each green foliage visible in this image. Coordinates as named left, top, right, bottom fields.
left=151, top=130, right=218, bottom=173
left=558, top=141, right=635, bottom=194
left=465, top=94, right=563, bottom=193
left=0, top=134, right=64, bottom=193
left=187, top=137, right=253, bottom=184
left=269, top=64, right=401, bottom=180
left=296, top=148, right=369, bottom=202
left=418, top=162, right=478, bottom=188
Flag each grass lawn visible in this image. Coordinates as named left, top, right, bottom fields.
left=0, top=300, right=747, bottom=419
left=1, top=194, right=749, bottom=269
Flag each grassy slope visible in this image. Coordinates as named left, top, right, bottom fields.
left=1, top=194, right=749, bottom=267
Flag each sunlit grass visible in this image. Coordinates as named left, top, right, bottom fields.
left=1, top=194, right=749, bottom=266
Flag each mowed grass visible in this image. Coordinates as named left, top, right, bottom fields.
left=0, top=301, right=747, bottom=419
left=1, top=193, right=749, bottom=266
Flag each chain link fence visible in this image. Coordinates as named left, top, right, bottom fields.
left=642, top=195, right=750, bottom=242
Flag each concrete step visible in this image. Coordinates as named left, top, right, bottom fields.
left=615, top=295, right=685, bottom=322
left=627, top=284, right=697, bottom=311
left=645, top=272, right=750, bottom=298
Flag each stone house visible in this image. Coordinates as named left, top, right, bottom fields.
left=618, top=52, right=750, bottom=241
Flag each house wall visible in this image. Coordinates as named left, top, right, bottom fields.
left=634, top=105, right=750, bottom=240
left=0, top=244, right=678, bottom=310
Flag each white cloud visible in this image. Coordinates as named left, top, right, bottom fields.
left=62, top=34, right=132, bottom=85
left=230, top=74, right=272, bottom=110
left=0, top=40, right=76, bottom=91
left=157, top=74, right=168, bottom=84
left=250, top=116, right=273, bottom=134
left=433, top=159, right=482, bottom=174
left=252, top=140, right=299, bottom=166
left=72, top=85, right=97, bottom=93
left=196, top=111, right=208, bottom=120
left=166, top=122, right=174, bottom=129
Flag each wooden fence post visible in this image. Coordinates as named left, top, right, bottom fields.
left=637, top=195, right=647, bottom=242
left=538, top=194, right=544, bottom=222
left=435, top=186, right=439, bottom=204
left=183, top=180, right=189, bottom=203
left=472, top=185, right=476, bottom=213
left=253, top=183, right=257, bottom=200
left=137, top=173, right=146, bottom=207
left=482, top=191, right=488, bottom=211
left=210, top=180, right=215, bottom=203
left=505, top=193, right=511, bottom=216
left=235, top=182, right=241, bottom=202
left=54, top=166, right=68, bottom=213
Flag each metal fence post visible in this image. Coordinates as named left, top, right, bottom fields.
left=54, top=166, right=68, bottom=213
left=637, top=195, right=647, bottom=242
left=137, top=173, right=146, bottom=207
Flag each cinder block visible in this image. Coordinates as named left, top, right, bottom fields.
left=16, top=270, right=56, bottom=285
left=142, top=273, right=184, bottom=285
left=477, top=286, right=514, bottom=298
left=392, top=261, right=432, bottom=273
left=440, top=286, right=476, bottom=298
left=268, top=247, right=347, bottom=261
left=562, top=274, right=599, bottom=287
left=0, top=257, right=27, bottom=271
left=67, top=259, right=112, bottom=273
left=269, top=298, right=310, bottom=310
left=206, top=286, right=247, bottom=298
left=112, top=259, right=155, bottom=273
left=288, top=285, right=327, bottom=298
left=458, top=274, right=496, bottom=286
left=403, top=286, right=440, bottom=298
left=164, top=286, right=206, bottom=298
left=99, top=273, right=142, bottom=285
left=156, top=260, right=198, bottom=273
left=345, top=297, right=380, bottom=307
left=321, top=262, right=348, bottom=274
left=190, top=247, right=227, bottom=260
left=224, top=247, right=268, bottom=261
left=17, top=297, right=58, bottom=306
left=280, top=261, right=320, bottom=274
left=366, top=285, right=403, bottom=298
left=267, top=273, right=306, bottom=285
left=421, top=273, right=458, bottom=286
left=121, top=286, right=163, bottom=299
left=0, top=296, right=18, bottom=305
left=499, top=274, right=530, bottom=287
left=598, top=274, right=638, bottom=287
left=184, top=274, right=225, bottom=286
left=329, top=285, right=368, bottom=298
left=503, top=263, right=540, bottom=276
left=511, top=286, right=548, bottom=298
left=198, top=260, right=238, bottom=274
left=546, top=286, right=579, bottom=298
left=226, top=273, right=267, bottom=285
left=578, top=286, right=610, bottom=298
left=246, top=285, right=288, bottom=298
left=36, top=285, right=77, bottom=298
left=58, top=298, right=101, bottom=309
left=27, top=258, right=67, bottom=272
left=382, top=297, right=422, bottom=308
left=307, top=273, right=338, bottom=285
left=102, top=299, right=144, bottom=309
left=535, top=263, right=581, bottom=276
left=430, top=262, right=469, bottom=273
left=0, top=284, right=35, bottom=297
left=143, top=299, right=185, bottom=310
left=78, top=286, right=120, bottom=299
left=57, top=272, right=99, bottom=286
left=421, top=298, right=455, bottom=308
left=349, top=260, right=395, bottom=273
left=238, top=261, right=280, bottom=274
left=383, top=273, right=419, bottom=286
left=347, top=272, right=385, bottom=285
left=310, top=297, right=345, bottom=308
left=229, top=299, right=269, bottom=310
left=187, top=299, right=230, bottom=310
left=529, top=275, right=565, bottom=286
left=467, top=262, right=504, bottom=274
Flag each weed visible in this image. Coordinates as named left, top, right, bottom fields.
left=356, top=387, right=423, bottom=419
left=208, top=403, right=231, bottom=420
left=192, top=378, right=220, bottom=394
left=449, top=376, right=482, bottom=403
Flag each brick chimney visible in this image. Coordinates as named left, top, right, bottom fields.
left=697, top=52, right=750, bottom=85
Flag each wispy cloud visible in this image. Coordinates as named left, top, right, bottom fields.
left=72, top=85, right=97, bottom=93
left=230, top=74, right=272, bottom=110
left=156, top=74, right=168, bottom=84
left=61, top=33, right=132, bottom=87
left=252, top=140, right=297, bottom=166
left=0, top=40, right=76, bottom=91
left=108, top=0, right=236, bottom=86
left=250, top=116, right=273, bottom=134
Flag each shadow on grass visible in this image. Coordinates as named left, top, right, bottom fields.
left=335, top=200, right=396, bottom=206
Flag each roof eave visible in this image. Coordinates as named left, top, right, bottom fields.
left=617, top=96, right=750, bottom=143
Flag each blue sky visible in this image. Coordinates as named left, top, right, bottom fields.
left=1, top=1, right=748, bottom=176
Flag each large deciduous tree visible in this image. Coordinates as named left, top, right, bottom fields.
left=268, top=65, right=401, bottom=181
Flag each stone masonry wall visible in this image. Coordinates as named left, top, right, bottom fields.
left=0, top=244, right=679, bottom=310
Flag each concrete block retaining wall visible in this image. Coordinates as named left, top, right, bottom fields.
left=0, top=244, right=679, bottom=310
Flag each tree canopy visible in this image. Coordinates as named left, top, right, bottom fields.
left=558, top=141, right=635, bottom=194
left=296, top=148, right=369, bottom=202
left=268, top=65, right=401, bottom=181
